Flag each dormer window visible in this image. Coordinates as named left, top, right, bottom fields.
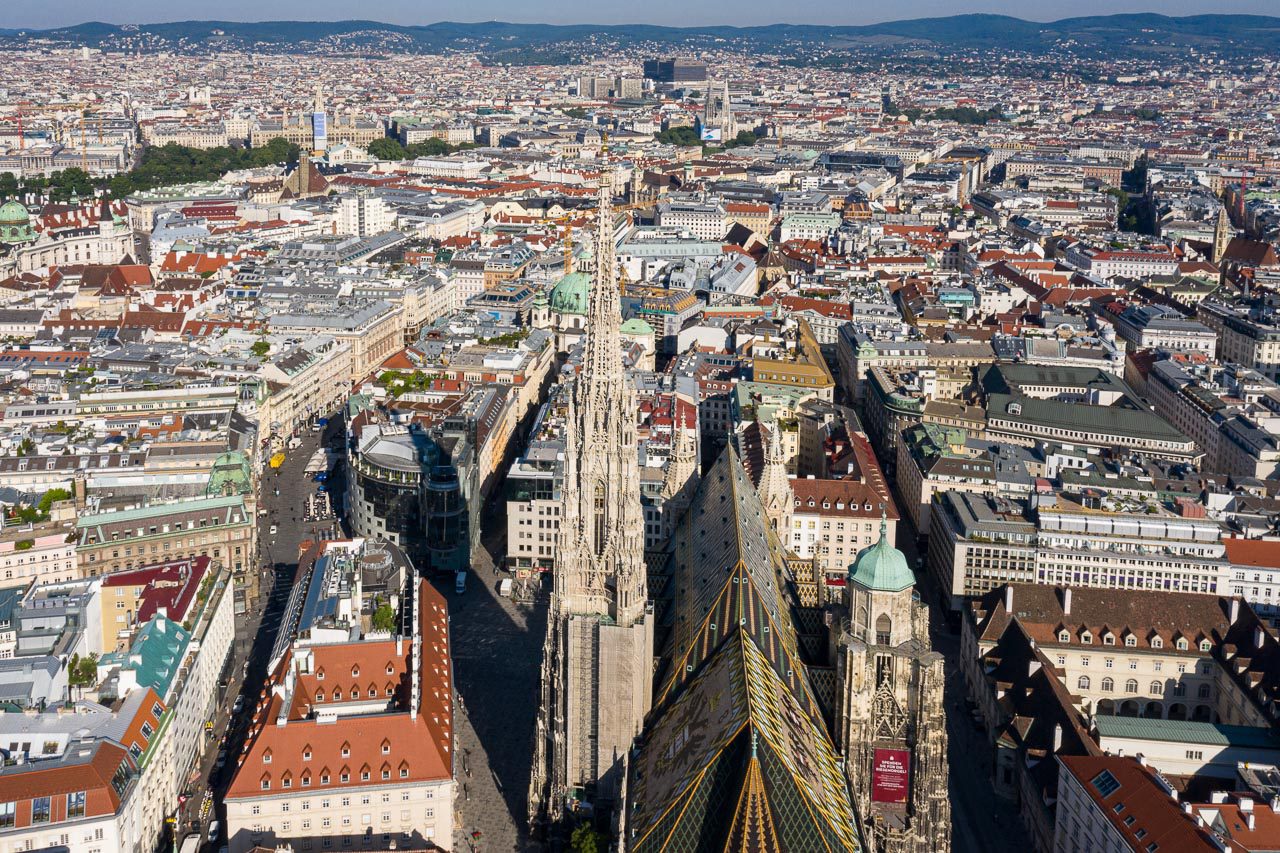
left=1124, top=636, right=1136, bottom=647
left=1103, top=634, right=1115, bottom=646
left=1199, top=640, right=1212, bottom=651
left=385, top=664, right=394, bottom=675
left=316, top=669, right=325, bottom=681
left=1176, top=638, right=1189, bottom=650
left=315, top=691, right=323, bottom=702
left=381, top=741, right=391, bottom=755
left=1152, top=637, right=1163, bottom=649
left=1059, top=631, right=1070, bottom=643
left=341, top=743, right=351, bottom=758
left=263, top=751, right=272, bottom=764
left=302, top=747, right=312, bottom=761
left=351, top=665, right=360, bottom=678
left=1082, top=632, right=1092, bottom=644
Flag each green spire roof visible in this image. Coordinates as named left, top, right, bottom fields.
left=848, top=517, right=914, bottom=592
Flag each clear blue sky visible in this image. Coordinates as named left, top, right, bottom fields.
left=3, top=1, right=1276, bottom=30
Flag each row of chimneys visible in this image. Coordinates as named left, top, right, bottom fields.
left=1001, top=586, right=1260, bottom=640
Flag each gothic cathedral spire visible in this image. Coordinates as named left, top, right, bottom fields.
left=530, top=173, right=654, bottom=827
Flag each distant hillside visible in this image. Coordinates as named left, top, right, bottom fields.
left=3, top=14, right=1279, bottom=57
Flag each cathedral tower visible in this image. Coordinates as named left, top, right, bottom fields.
left=832, top=518, right=951, bottom=853
left=529, top=175, right=654, bottom=826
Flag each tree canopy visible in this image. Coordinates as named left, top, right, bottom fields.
left=655, top=126, right=701, bottom=147
left=366, top=137, right=477, bottom=161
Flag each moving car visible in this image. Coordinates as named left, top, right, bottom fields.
left=455, top=571, right=467, bottom=595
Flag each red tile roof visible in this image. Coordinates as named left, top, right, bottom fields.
left=225, top=579, right=452, bottom=801
left=1223, top=537, right=1280, bottom=569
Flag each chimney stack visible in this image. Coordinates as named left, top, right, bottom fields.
left=1053, top=723, right=1062, bottom=752
left=1231, top=597, right=1241, bottom=624
left=1005, top=585, right=1014, bottom=613
left=1063, top=587, right=1072, bottom=616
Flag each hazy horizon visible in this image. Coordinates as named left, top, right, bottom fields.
left=3, top=1, right=1278, bottom=31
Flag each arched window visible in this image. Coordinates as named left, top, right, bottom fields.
left=593, top=481, right=607, bottom=555
left=875, top=614, right=892, bottom=645
left=1198, top=684, right=1211, bottom=699
left=1150, top=681, right=1163, bottom=694
left=1078, top=676, right=1091, bottom=690
left=1125, top=679, right=1138, bottom=693
left=1101, top=678, right=1114, bottom=692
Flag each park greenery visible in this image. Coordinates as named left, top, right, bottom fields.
left=654, top=126, right=701, bottom=147
left=0, top=138, right=302, bottom=204
left=366, top=137, right=477, bottom=161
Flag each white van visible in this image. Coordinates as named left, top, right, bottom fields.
left=208, top=820, right=220, bottom=843
left=498, top=578, right=513, bottom=597
left=455, top=571, right=467, bottom=595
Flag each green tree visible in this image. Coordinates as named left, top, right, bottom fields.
left=250, top=340, right=271, bottom=358
left=655, top=126, right=701, bottom=147
left=570, top=823, right=608, bottom=853
left=723, top=129, right=761, bottom=149
left=68, top=653, right=99, bottom=688
left=368, top=138, right=408, bottom=161
left=37, top=488, right=72, bottom=516
left=372, top=604, right=397, bottom=633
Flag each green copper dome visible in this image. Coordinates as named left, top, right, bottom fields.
left=0, top=201, right=28, bottom=226
left=549, top=272, right=591, bottom=315
left=0, top=200, right=34, bottom=244
left=620, top=318, right=653, bottom=335
left=848, top=518, right=914, bottom=592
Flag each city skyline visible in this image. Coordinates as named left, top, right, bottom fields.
left=3, top=2, right=1279, bottom=30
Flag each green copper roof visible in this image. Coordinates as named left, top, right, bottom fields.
left=0, top=200, right=29, bottom=226
left=206, top=451, right=252, bottom=497
left=549, top=271, right=591, bottom=315
left=848, top=518, right=914, bottom=592
left=620, top=317, right=653, bottom=335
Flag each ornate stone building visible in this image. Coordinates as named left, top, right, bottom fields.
left=831, top=521, right=951, bottom=853
left=529, top=176, right=654, bottom=825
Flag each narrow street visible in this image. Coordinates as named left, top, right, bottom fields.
left=446, top=499, right=546, bottom=853
left=180, top=419, right=342, bottom=852
left=894, top=506, right=1030, bottom=853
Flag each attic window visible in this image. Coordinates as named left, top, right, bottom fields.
left=1082, top=633, right=1092, bottom=644
left=351, top=666, right=360, bottom=678
left=1125, top=636, right=1136, bottom=647
left=1058, top=631, right=1070, bottom=643
left=1151, top=637, right=1163, bottom=649
left=1199, top=640, right=1211, bottom=651
left=1176, top=638, right=1188, bottom=650
left=1103, top=635, right=1115, bottom=646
